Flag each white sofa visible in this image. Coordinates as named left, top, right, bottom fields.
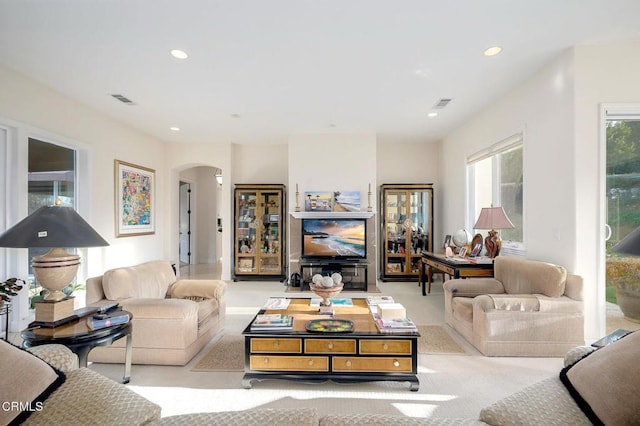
left=443, top=256, right=584, bottom=356
left=85, top=260, right=226, bottom=365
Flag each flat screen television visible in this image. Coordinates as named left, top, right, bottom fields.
left=301, top=218, right=366, bottom=260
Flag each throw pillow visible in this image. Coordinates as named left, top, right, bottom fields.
left=559, top=330, right=640, bottom=425
left=0, top=340, right=66, bottom=425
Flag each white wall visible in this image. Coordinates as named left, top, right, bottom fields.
left=440, top=44, right=640, bottom=341
left=573, top=43, right=640, bottom=340
left=288, top=134, right=377, bottom=212
left=0, top=64, right=169, bottom=328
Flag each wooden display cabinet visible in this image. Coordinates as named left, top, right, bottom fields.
left=233, top=184, right=286, bottom=281
left=379, top=184, right=434, bottom=281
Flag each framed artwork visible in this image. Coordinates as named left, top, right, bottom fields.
left=443, top=235, right=452, bottom=249
left=304, top=192, right=333, bottom=211
left=333, top=191, right=360, bottom=212
left=115, top=160, right=155, bottom=237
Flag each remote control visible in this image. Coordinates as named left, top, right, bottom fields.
left=98, top=302, right=119, bottom=313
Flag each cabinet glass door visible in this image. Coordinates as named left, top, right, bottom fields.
left=258, top=190, right=282, bottom=274
left=380, top=184, right=434, bottom=281
left=236, top=190, right=258, bottom=274
left=385, top=190, right=408, bottom=274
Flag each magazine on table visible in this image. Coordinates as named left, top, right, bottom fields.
left=262, top=298, right=291, bottom=310
left=309, top=298, right=353, bottom=307
left=371, top=313, right=418, bottom=333
left=366, top=295, right=395, bottom=306
left=251, top=314, right=294, bottom=330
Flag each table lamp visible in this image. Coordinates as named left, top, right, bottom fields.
left=473, top=206, right=515, bottom=258
left=0, top=200, right=108, bottom=324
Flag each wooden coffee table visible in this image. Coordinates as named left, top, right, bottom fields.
left=242, top=298, right=420, bottom=391
left=21, top=310, right=133, bottom=383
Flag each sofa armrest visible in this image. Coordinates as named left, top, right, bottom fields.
left=564, top=345, right=596, bottom=367
left=27, top=344, right=79, bottom=373
left=443, top=278, right=505, bottom=297
left=169, top=279, right=227, bottom=301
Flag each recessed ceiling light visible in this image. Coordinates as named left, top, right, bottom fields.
left=231, top=113, right=241, bottom=118
left=170, top=49, right=189, bottom=59
left=170, top=126, right=180, bottom=131
left=483, top=46, right=502, bottom=57
left=427, top=112, right=438, bottom=118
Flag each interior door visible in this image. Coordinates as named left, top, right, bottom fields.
left=179, top=181, right=191, bottom=265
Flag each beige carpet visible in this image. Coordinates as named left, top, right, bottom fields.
left=192, top=334, right=245, bottom=371
left=192, top=325, right=465, bottom=371
left=417, top=325, right=467, bottom=354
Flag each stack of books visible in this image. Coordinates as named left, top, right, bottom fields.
left=372, top=313, right=418, bottom=334
left=250, top=314, right=294, bottom=331
left=366, top=295, right=395, bottom=306
left=86, top=311, right=130, bottom=330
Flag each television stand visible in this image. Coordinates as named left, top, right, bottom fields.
left=299, top=260, right=368, bottom=291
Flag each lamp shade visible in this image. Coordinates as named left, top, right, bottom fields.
left=473, top=207, right=515, bottom=230
left=0, top=205, right=108, bottom=248
left=612, top=226, right=640, bottom=256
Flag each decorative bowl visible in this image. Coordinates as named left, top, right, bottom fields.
left=309, top=275, right=344, bottom=307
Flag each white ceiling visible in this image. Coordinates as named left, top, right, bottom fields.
left=1, top=0, right=639, bottom=145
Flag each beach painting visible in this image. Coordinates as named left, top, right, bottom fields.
left=333, top=191, right=360, bottom=212
left=304, top=192, right=333, bottom=211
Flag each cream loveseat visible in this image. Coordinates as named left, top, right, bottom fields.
left=86, top=260, right=226, bottom=365
left=443, top=256, right=584, bottom=356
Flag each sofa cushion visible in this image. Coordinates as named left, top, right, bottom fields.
left=495, top=257, right=567, bottom=298
left=320, top=414, right=486, bottom=425
left=480, top=376, right=590, bottom=425
left=488, top=294, right=540, bottom=311
left=103, top=260, right=175, bottom=300
left=153, top=408, right=319, bottom=425
left=452, top=297, right=474, bottom=323
left=22, top=368, right=161, bottom=426
left=559, top=330, right=640, bottom=425
left=0, top=340, right=66, bottom=425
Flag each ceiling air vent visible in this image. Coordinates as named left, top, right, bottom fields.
left=110, top=94, right=136, bottom=105
left=433, top=98, right=453, bottom=109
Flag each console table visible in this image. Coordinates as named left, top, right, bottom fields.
left=419, top=252, right=494, bottom=295
left=299, top=260, right=368, bottom=291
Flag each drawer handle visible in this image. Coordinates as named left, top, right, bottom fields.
left=308, top=359, right=314, bottom=366
left=393, top=359, right=400, bottom=368
left=383, top=343, right=389, bottom=350
left=273, top=340, right=279, bottom=349
left=346, top=360, right=352, bottom=367
left=328, top=342, right=334, bottom=350
left=263, top=358, right=269, bottom=364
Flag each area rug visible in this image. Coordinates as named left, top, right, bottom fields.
left=417, top=325, right=467, bottom=354
left=192, top=334, right=245, bottom=371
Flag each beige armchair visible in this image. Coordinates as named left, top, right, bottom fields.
left=443, top=256, right=584, bottom=356
left=86, top=260, right=226, bottom=365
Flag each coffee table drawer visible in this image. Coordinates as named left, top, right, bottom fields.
left=249, top=355, right=329, bottom=372
left=250, top=338, right=302, bottom=353
left=332, top=357, right=413, bottom=373
left=360, top=339, right=412, bottom=355
left=305, top=339, right=356, bottom=354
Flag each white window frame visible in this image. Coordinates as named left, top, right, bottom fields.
left=467, top=133, right=525, bottom=256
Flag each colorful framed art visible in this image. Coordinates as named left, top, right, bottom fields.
left=114, top=160, right=155, bottom=237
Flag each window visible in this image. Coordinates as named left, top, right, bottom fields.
left=28, top=138, right=76, bottom=303
left=467, top=133, right=524, bottom=254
